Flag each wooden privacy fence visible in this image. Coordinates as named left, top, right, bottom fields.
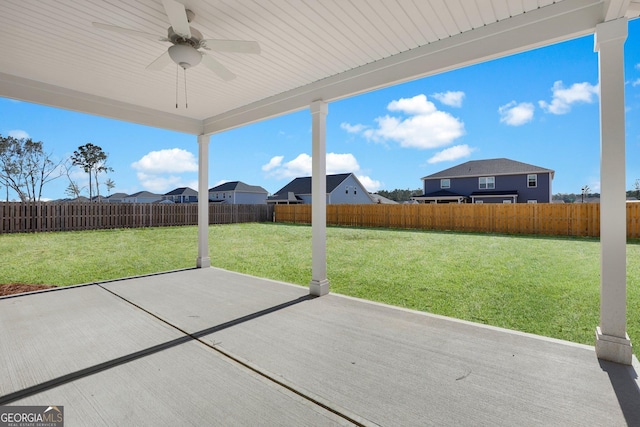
left=0, top=202, right=274, bottom=233
left=275, top=203, right=640, bottom=238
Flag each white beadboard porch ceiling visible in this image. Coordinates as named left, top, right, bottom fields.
left=0, top=0, right=638, bottom=135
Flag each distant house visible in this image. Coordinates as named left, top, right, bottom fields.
left=123, top=191, right=163, bottom=203
left=105, top=192, right=128, bottom=203
left=163, top=187, right=198, bottom=203
left=370, top=193, right=399, bottom=204
left=414, top=158, right=554, bottom=204
left=208, top=181, right=268, bottom=204
left=267, top=173, right=374, bottom=205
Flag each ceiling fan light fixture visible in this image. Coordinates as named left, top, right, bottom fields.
left=168, top=43, right=202, bottom=69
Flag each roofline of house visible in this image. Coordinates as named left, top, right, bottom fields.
left=421, top=170, right=555, bottom=180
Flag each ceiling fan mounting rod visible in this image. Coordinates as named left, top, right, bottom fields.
left=167, top=27, right=203, bottom=48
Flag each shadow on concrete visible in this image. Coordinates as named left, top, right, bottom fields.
left=598, top=359, right=640, bottom=426
left=0, top=294, right=314, bottom=405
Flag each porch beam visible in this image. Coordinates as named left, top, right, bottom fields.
left=196, top=134, right=211, bottom=268
left=309, top=100, right=329, bottom=296
left=594, top=18, right=632, bottom=365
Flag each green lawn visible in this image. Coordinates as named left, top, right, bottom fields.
left=1, top=223, right=638, bottom=355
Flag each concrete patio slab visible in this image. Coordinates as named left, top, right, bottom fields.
left=0, top=284, right=181, bottom=399
left=10, top=338, right=351, bottom=426
left=100, top=268, right=640, bottom=426
left=101, top=268, right=310, bottom=335
left=2, top=267, right=639, bottom=426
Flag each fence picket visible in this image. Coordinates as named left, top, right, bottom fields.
left=273, top=203, right=640, bottom=239
left=0, top=202, right=273, bottom=233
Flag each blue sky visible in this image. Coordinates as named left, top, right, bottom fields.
left=2, top=19, right=640, bottom=201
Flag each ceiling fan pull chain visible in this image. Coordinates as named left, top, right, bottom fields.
left=175, top=64, right=179, bottom=109
left=184, top=68, right=188, bottom=109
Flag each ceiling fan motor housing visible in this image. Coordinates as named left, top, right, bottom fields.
left=168, top=43, right=202, bottom=69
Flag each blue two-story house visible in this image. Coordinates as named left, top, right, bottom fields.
left=414, top=158, right=554, bottom=204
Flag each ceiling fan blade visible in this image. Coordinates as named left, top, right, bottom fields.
left=201, top=53, right=236, bottom=81
left=92, top=22, right=167, bottom=41
left=146, top=51, right=173, bottom=71
left=161, top=0, right=191, bottom=39
left=201, top=39, right=261, bottom=54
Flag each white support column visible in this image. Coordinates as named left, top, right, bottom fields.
left=196, top=134, right=211, bottom=268
left=309, top=100, right=329, bottom=296
left=594, top=18, right=632, bottom=365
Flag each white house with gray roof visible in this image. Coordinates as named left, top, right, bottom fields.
left=208, top=181, right=268, bottom=204
left=267, top=173, right=374, bottom=205
left=414, top=158, right=554, bottom=204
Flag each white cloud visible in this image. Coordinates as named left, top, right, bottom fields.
left=353, top=94, right=465, bottom=149
left=326, top=153, right=361, bottom=174
left=340, top=122, right=368, bottom=133
left=131, top=148, right=198, bottom=193
left=136, top=172, right=187, bottom=193
left=261, top=156, right=283, bottom=172
left=632, top=78, right=640, bottom=87
left=357, top=175, right=382, bottom=192
left=498, top=101, right=535, bottom=126
left=538, top=81, right=599, bottom=115
left=432, top=91, right=465, bottom=107
left=264, top=152, right=364, bottom=179
left=263, top=152, right=381, bottom=192
left=427, top=145, right=475, bottom=164
left=131, top=148, right=198, bottom=174
left=8, top=129, right=29, bottom=139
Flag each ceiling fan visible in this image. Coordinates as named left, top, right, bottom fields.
left=92, top=0, right=260, bottom=81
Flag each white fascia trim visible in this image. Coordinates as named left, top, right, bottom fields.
left=0, top=72, right=203, bottom=135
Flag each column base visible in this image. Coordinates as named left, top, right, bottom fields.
left=595, top=327, right=633, bottom=365
left=309, top=279, right=330, bottom=297
left=196, top=256, right=211, bottom=268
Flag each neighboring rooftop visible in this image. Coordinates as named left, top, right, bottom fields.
left=164, top=187, right=197, bottom=196
left=423, top=158, right=555, bottom=180
left=209, top=181, right=268, bottom=193
left=269, top=173, right=352, bottom=201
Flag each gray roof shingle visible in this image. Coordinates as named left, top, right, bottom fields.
left=423, top=158, right=554, bottom=180
left=209, top=181, right=268, bottom=193
left=268, top=173, right=351, bottom=201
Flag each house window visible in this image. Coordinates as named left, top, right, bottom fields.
left=527, top=174, right=537, bottom=188
left=527, top=200, right=537, bottom=204
left=479, top=177, right=495, bottom=189
left=503, top=200, right=512, bottom=204
left=440, top=179, right=450, bottom=189
left=475, top=200, right=484, bottom=204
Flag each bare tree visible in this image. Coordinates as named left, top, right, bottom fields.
left=0, top=134, right=63, bottom=201
left=64, top=181, right=82, bottom=199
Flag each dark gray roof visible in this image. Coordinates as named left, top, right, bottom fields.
left=126, top=191, right=162, bottom=198
left=164, top=187, right=197, bottom=196
left=423, top=158, right=554, bottom=180
left=209, top=181, right=268, bottom=193
left=106, top=192, right=128, bottom=199
left=470, top=190, right=519, bottom=196
left=268, top=173, right=351, bottom=201
left=414, top=190, right=467, bottom=198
